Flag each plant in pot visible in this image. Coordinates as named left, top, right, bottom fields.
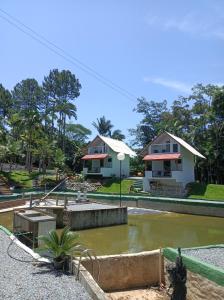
left=39, top=226, right=81, bottom=270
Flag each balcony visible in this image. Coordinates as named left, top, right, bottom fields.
left=151, top=143, right=179, bottom=154
left=152, top=170, right=172, bottom=177
left=88, top=146, right=107, bottom=154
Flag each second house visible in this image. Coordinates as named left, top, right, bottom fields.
left=81, top=135, right=136, bottom=178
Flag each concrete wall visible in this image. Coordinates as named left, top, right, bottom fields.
left=164, top=258, right=224, bottom=300
left=65, top=207, right=128, bottom=230
left=81, top=250, right=164, bottom=292
left=91, top=196, right=224, bottom=218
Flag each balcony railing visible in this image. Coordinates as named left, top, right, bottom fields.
left=152, top=170, right=172, bottom=177
left=151, top=144, right=170, bottom=154
left=87, top=167, right=101, bottom=173
left=151, top=143, right=179, bottom=154
left=88, top=146, right=107, bottom=154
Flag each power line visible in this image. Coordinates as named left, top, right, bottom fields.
left=0, top=8, right=137, bottom=103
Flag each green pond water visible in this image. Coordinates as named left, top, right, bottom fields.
left=1, top=211, right=224, bottom=255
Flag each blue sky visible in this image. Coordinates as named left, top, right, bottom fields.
left=1, top=0, right=224, bottom=142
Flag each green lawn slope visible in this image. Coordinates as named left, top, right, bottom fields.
left=97, top=179, right=133, bottom=194
left=0, top=170, right=57, bottom=189
left=188, top=182, right=224, bottom=201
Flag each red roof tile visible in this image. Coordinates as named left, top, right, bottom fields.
left=81, top=154, right=109, bottom=160
left=143, top=153, right=181, bottom=161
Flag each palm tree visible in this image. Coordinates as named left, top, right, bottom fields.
left=111, top=129, right=125, bottom=140
left=92, top=116, right=114, bottom=136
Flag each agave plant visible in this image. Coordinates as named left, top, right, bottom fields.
left=39, top=227, right=81, bottom=269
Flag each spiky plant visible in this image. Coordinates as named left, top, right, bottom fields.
left=39, top=227, right=80, bottom=261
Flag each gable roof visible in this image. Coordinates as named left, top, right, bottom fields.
left=94, top=135, right=136, bottom=157
left=140, top=131, right=205, bottom=159
left=165, top=132, right=205, bottom=159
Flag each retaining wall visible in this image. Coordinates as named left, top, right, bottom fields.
left=73, top=250, right=164, bottom=299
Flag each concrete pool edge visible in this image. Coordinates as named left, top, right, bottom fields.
left=163, top=247, right=224, bottom=287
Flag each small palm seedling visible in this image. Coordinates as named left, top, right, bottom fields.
left=39, top=226, right=81, bottom=270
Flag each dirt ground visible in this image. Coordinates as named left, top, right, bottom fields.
left=107, top=288, right=169, bottom=300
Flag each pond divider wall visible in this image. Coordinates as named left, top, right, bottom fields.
left=64, top=206, right=127, bottom=230
left=88, top=193, right=224, bottom=217
left=73, top=250, right=164, bottom=299
left=1, top=191, right=224, bottom=217
left=163, top=247, right=224, bottom=300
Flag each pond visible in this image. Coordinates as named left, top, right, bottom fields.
left=1, top=211, right=224, bottom=255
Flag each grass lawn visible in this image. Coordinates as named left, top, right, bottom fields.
left=188, top=182, right=224, bottom=201
left=97, top=179, right=134, bottom=194
left=0, top=170, right=57, bottom=189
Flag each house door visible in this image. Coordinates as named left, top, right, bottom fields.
left=163, top=160, right=171, bottom=176
left=92, top=160, right=100, bottom=173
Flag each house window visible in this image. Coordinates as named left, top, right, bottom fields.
left=173, top=144, right=178, bottom=153
left=108, top=157, right=112, bottom=163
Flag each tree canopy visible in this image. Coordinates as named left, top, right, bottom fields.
left=130, top=84, right=224, bottom=184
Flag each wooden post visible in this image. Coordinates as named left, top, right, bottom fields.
left=56, top=195, right=59, bottom=206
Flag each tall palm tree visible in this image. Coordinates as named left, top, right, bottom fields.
left=92, top=116, right=114, bottom=136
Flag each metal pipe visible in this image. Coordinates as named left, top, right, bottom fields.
left=119, top=160, right=122, bottom=207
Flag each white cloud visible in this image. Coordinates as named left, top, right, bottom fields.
left=143, top=77, right=191, bottom=93
left=146, top=11, right=224, bottom=40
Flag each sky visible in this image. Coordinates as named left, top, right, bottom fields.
left=0, top=0, right=224, bottom=142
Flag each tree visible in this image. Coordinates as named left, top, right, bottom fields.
left=111, top=129, right=125, bottom=140
left=12, top=79, right=44, bottom=172
left=129, top=98, right=168, bottom=146
left=92, top=116, right=114, bottom=136
left=43, top=69, right=81, bottom=149
left=0, top=83, right=13, bottom=118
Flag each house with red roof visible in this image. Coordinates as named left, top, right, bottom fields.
left=141, top=132, right=205, bottom=194
left=81, top=135, right=136, bottom=178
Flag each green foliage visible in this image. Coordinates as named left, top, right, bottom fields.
left=92, top=115, right=125, bottom=140
left=39, top=227, right=80, bottom=260
left=0, top=170, right=40, bottom=188
left=98, top=179, right=133, bottom=194
left=130, top=156, right=144, bottom=175
left=187, top=182, right=224, bottom=201
left=0, top=69, right=88, bottom=176
left=92, top=116, right=114, bottom=136
left=130, top=84, right=224, bottom=184
left=111, top=129, right=125, bottom=140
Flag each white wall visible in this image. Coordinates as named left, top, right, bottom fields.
left=83, top=148, right=130, bottom=178
left=106, top=149, right=130, bottom=177
left=143, top=145, right=196, bottom=191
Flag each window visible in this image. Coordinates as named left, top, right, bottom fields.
left=108, top=157, right=112, bottom=163
left=173, top=144, right=178, bottom=153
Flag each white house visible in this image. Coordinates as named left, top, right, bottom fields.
left=141, top=132, right=205, bottom=193
left=81, top=135, right=136, bottom=178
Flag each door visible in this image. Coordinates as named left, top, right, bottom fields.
left=92, top=160, right=101, bottom=173
left=163, top=160, right=171, bottom=177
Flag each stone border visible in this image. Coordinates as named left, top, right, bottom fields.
left=163, top=247, right=224, bottom=287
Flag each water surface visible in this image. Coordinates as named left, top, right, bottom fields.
left=1, top=211, right=224, bottom=255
